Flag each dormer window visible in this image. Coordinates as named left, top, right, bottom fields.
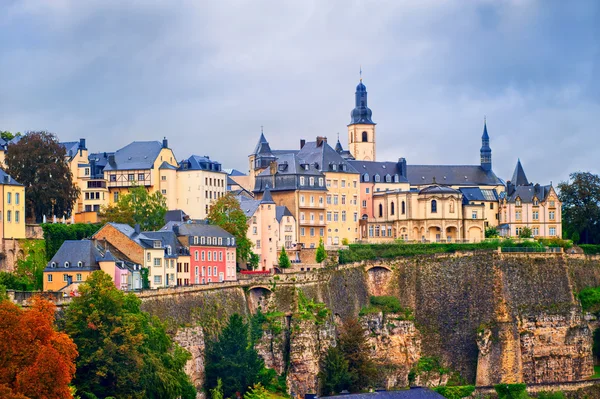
left=300, top=177, right=305, bottom=186
left=374, top=174, right=381, bottom=183
left=232, top=238, right=235, bottom=246
left=201, top=236, right=206, bottom=245
left=533, top=198, right=539, bottom=206
left=385, top=174, right=391, bottom=183
left=77, top=261, right=83, bottom=267
left=64, top=261, right=70, bottom=268
left=332, top=164, right=337, bottom=171
left=218, top=237, right=223, bottom=245
left=516, top=198, right=522, bottom=206
left=166, top=246, right=172, bottom=255
left=363, top=173, right=369, bottom=182
left=153, top=241, right=162, bottom=248
left=394, top=174, right=399, bottom=183
left=51, top=262, right=56, bottom=268
left=193, top=236, right=199, bottom=245
left=309, top=177, right=315, bottom=186
left=227, top=237, right=230, bottom=245
left=319, top=178, right=324, bottom=187
left=207, top=237, right=212, bottom=245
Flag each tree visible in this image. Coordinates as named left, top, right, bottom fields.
left=319, top=345, right=352, bottom=396
left=0, top=296, right=78, bottom=399
left=278, top=246, right=291, bottom=269
left=316, top=238, right=326, bottom=263
left=519, top=227, right=532, bottom=239
left=338, top=318, right=377, bottom=392
left=204, top=314, right=267, bottom=398
left=98, top=185, right=167, bottom=231
left=64, top=271, right=195, bottom=399
left=247, top=253, right=259, bottom=271
left=210, top=378, right=224, bottom=399
left=243, top=383, right=269, bottom=399
left=485, top=226, right=499, bottom=238
left=5, top=131, right=80, bottom=222
left=558, top=172, right=600, bottom=244
left=208, top=193, right=253, bottom=262
left=0, top=131, right=21, bottom=142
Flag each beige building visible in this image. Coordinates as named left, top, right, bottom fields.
left=0, top=170, right=26, bottom=241
left=348, top=78, right=377, bottom=161
left=176, top=155, right=227, bottom=219
left=238, top=188, right=297, bottom=271
left=498, top=160, right=562, bottom=238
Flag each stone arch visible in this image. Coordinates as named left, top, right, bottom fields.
left=366, top=265, right=394, bottom=296
left=468, top=226, right=483, bottom=243
left=246, top=286, right=273, bottom=314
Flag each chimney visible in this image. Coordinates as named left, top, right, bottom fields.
left=269, top=160, right=277, bottom=176
left=173, top=224, right=179, bottom=235
left=134, top=224, right=141, bottom=235
left=162, top=137, right=168, bottom=148
left=398, top=157, right=407, bottom=176
left=3, top=175, right=9, bottom=184
left=79, top=138, right=86, bottom=150
left=108, top=154, right=115, bottom=164
left=300, top=139, right=306, bottom=149
left=316, top=136, right=327, bottom=147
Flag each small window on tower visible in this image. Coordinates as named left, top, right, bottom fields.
left=362, top=131, right=368, bottom=142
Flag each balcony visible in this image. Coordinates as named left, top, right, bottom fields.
left=299, top=219, right=326, bottom=226
left=299, top=203, right=326, bottom=209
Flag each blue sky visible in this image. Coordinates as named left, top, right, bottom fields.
left=1, top=0, right=598, bottom=186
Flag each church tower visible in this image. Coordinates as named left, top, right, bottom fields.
left=480, top=118, right=492, bottom=172
left=348, top=74, right=376, bottom=161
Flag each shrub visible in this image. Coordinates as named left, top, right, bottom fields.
left=519, top=227, right=533, bottom=238
left=434, top=385, right=476, bottom=399
left=494, top=383, right=528, bottom=399
left=580, top=244, right=600, bottom=255
left=578, top=287, right=600, bottom=313
left=537, top=391, right=565, bottom=399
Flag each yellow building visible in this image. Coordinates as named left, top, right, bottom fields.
left=348, top=78, right=376, bottom=161
left=176, top=155, right=227, bottom=219
left=0, top=170, right=26, bottom=241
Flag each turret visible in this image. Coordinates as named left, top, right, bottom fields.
left=480, top=118, right=492, bottom=171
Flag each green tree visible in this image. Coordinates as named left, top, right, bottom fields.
left=247, top=253, right=259, bottom=271
left=210, top=378, right=224, bottom=399
left=558, top=172, right=600, bottom=244
left=41, top=223, right=102, bottom=261
left=519, top=227, right=532, bottom=239
left=208, top=193, right=253, bottom=262
left=494, top=383, right=528, bottom=399
left=0, top=131, right=21, bottom=141
left=278, top=246, right=291, bottom=269
left=64, top=271, right=195, bottom=399
left=98, top=185, right=167, bottom=231
left=243, top=383, right=269, bottom=399
left=319, top=345, right=352, bottom=396
left=485, top=226, right=499, bottom=238
left=5, top=131, right=80, bottom=222
left=204, top=314, right=267, bottom=398
left=571, top=231, right=580, bottom=244
left=316, top=238, right=326, bottom=263
left=338, top=318, right=377, bottom=392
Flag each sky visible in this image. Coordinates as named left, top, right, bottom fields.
left=0, top=0, right=598, bottom=186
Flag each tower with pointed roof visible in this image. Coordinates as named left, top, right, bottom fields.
left=510, top=159, right=529, bottom=186
left=480, top=118, right=492, bottom=171
left=348, top=72, right=377, bottom=161
left=249, top=130, right=277, bottom=192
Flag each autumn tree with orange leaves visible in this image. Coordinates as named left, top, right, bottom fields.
left=0, top=296, right=78, bottom=399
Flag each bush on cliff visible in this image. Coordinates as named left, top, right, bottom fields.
left=580, top=244, right=600, bottom=254
left=494, top=383, right=528, bottom=399
left=578, top=287, right=600, bottom=314
left=433, top=385, right=475, bottom=399
left=536, top=391, right=565, bottom=399
left=319, top=345, right=352, bottom=396
left=359, top=296, right=414, bottom=320
left=338, top=318, right=377, bottom=392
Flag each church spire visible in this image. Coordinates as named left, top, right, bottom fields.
left=480, top=117, right=492, bottom=171
left=350, top=71, right=374, bottom=125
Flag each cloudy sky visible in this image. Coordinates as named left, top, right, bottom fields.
left=1, top=0, right=598, bottom=185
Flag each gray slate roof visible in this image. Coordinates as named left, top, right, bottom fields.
left=296, top=140, right=359, bottom=174
left=179, top=155, right=223, bottom=172
left=420, top=185, right=460, bottom=195
left=459, top=187, right=499, bottom=204
left=165, top=209, right=188, bottom=223
left=61, top=141, right=80, bottom=158
left=45, top=240, right=102, bottom=271
left=103, top=141, right=164, bottom=171
left=349, top=160, right=408, bottom=183
left=407, top=165, right=503, bottom=186
left=237, top=196, right=261, bottom=218
left=510, top=159, right=529, bottom=186
left=164, top=221, right=236, bottom=245
left=141, top=231, right=182, bottom=258
left=506, top=184, right=552, bottom=203
left=0, top=169, right=23, bottom=186
left=276, top=206, right=293, bottom=223
left=326, top=389, right=444, bottom=399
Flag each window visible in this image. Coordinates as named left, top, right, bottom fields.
left=341, top=180, right=346, bottom=188
left=310, top=228, right=315, bottom=236
left=341, top=195, right=346, bottom=205
left=309, top=177, right=314, bottom=186
left=77, top=261, right=83, bottom=267
left=362, top=200, right=367, bottom=208
left=147, top=252, right=151, bottom=262
left=76, top=273, right=82, bottom=282
left=362, top=131, right=368, bottom=142
left=15, top=211, right=19, bottom=223
left=300, top=177, right=305, bottom=186
left=208, top=251, right=212, bottom=261
left=533, top=227, right=539, bottom=236
left=472, top=210, right=478, bottom=219
left=320, top=228, right=324, bottom=237
left=301, top=227, right=305, bottom=236
left=208, top=267, right=212, bottom=276
left=516, top=198, right=522, bottom=206
left=84, top=167, right=90, bottom=176
left=253, top=226, right=257, bottom=235
left=161, top=175, right=167, bottom=181
left=327, top=196, right=331, bottom=205
left=257, top=240, right=261, bottom=249
left=490, top=202, right=494, bottom=210
left=319, top=196, right=324, bottom=205
left=549, top=227, right=556, bottom=236
left=138, top=173, right=145, bottom=181
left=391, top=202, right=395, bottom=215
left=333, top=196, right=338, bottom=205
left=6, top=192, right=10, bottom=204
left=374, top=174, right=380, bottom=183
left=365, top=188, right=370, bottom=194
left=63, top=274, right=69, bottom=282
left=51, top=262, right=56, bottom=268
left=385, top=174, right=391, bottom=183
left=110, top=174, right=117, bottom=182
left=300, top=195, right=305, bottom=205
left=378, top=204, right=383, bottom=217
left=354, top=212, right=358, bottom=222
left=319, top=178, right=324, bottom=187
left=7, top=211, right=11, bottom=222
left=201, top=236, right=206, bottom=244
left=341, top=211, right=346, bottom=222
left=431, top=200, right=437, bottom=213
left=327, top=212, right=332, bottom=222
left=363, top=173, right=369, bottom=182
left=15, top=193, right=19, bottom=205
left=516, top=227, right=521, bottom=236
left=161, top=189, right=167, bottom=195
left=402, top=201, right=406, bottom=214
left=213, top=266, right=217, bottom=276
left=516, top=211, right=521, bottom=220
left=47, top=274, right=53, bottom=282
left=550, top=200, right=556, bottom=207
left=549, top=211, right=555, bottom=220
left=128, top=174, right=135, bottom=181
left=333, top=212, right=339, bottom=222
left=154, top=258, right=161, bottom=267
left=310, top=195, right=314, bottom=205
left=195, top=251, right=199, bottom=261
left=449, top=201, right=454, bottom=213
left=114, top=192, right=119, bottom=202
left=533, top=211, right=539, bottom=220
left=64, top=261, right=70, bottom=268
left=153, top=240, right=162, bottom=248
left=219, top=252, right=222, bottom=261
left=154, top=276, right=162, bottom=285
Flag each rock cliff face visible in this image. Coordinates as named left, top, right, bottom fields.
left=174, top=326, right=206, bottom=399
left=139, top=253, right=600, bottom=397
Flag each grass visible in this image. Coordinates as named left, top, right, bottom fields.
left=590, top=365, right=600, bottom=379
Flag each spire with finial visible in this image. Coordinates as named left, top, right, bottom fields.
left=335, top=132, right=343, bottom=153
left=350, top=67, right=374, bottom=125
left=480, top=117, right=492, bottom=171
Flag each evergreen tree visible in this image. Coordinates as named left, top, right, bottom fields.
left=338, top=318, right=377, bottom=392
left=208, top=193, right=253, bottom=262
left=204, top=314, right=266, bottom=398
left=278, top=246, right=291, bottom=269
left=319, top=345, right=352, bottom=396
left=64, top=271, right=195, bottom=399
left=316, top=238, right=326, bottom=263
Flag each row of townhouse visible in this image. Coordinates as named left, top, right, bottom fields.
left=43, top=220, right=237, bottom=292
left=58, top=138, right=227, bottom=223
left=247, top=78, right=562, bottom=244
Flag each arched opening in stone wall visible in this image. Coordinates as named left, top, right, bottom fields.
left=366, top=265, right=393, bottom=297
left=246, top=286, right=273, bottom=314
